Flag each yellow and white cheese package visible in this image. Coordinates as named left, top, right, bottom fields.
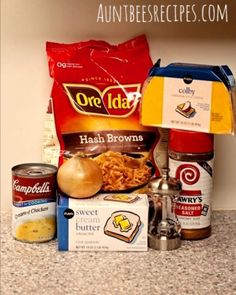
left=141, top=62, right=236, bottom=135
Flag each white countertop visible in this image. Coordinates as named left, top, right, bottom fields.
left=1, top=210, right=236, bottom=295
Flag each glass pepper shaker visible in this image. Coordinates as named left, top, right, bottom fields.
left=148, top=168, right=182, bottom=250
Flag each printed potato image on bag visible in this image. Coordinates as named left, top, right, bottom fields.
left=44, top=35, right=166, bottom=194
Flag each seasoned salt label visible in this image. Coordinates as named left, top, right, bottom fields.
left=169, top=159, right=213, bottom=229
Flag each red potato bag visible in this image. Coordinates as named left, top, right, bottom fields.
left=43, top=35, right=167, bottom=193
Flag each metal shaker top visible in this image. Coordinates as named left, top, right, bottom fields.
left=148, top=168, right=182, bottom=196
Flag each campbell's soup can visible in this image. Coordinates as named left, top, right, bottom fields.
left=12, top=163, right=57, bottom=243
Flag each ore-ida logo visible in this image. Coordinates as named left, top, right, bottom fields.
left=63, top=83, right=141, bottom=117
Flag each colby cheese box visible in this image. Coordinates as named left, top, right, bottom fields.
left=57, top=193, right=148, bottom=251
left=141, top=61, right=236, bottom=134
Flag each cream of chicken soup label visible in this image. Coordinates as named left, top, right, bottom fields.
left=57, top=193, right=148, bottom=251
left=169, top=159, right=213, bottom=229
left=12, top=163, right=57, bottom=243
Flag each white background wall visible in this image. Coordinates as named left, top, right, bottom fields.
left=1, top=0, right=236, bottom=210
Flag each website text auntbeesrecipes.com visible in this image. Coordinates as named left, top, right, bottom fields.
left=97, top=3, right=229, bottom=23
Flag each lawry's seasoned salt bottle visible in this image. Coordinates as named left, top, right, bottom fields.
left=168, top=129, right=214, bottom=240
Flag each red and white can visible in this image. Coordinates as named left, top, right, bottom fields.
left=168, top=129, right=214, bottom=240
left=12, top=163, right=57, bottom=243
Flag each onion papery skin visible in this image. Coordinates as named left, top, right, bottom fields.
left=57, top=155, right=103, bottom=198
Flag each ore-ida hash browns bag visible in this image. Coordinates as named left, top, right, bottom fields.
left=43, top=35, right=167, bottom=193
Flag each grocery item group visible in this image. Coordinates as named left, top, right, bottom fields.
left=12, top=35, right=236, bottom=251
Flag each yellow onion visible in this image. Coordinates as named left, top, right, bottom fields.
left=57, top=153, right=103, bottom=198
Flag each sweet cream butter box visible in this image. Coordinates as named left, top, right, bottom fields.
left=57, top=193, right=148, bottom=251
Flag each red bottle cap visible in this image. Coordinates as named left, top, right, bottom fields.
left=169, top=129, right=214, bottom=154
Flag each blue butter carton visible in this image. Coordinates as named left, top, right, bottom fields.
left=57, top=193, right=148, bottom=251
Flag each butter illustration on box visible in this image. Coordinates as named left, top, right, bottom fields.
left=57, top=193, right=148, bottom=251
left=141, top=61, right=236, bottom=134
left=104, top=211, right=141, bottom=243
left=103, top=194, right=140, bottom=203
